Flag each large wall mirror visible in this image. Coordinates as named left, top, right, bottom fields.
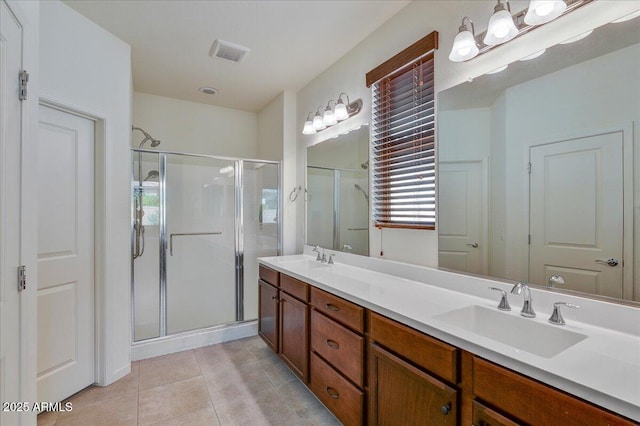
left=306, top=125, right=369, bottom=256
left=438, top=16, right=640, bottom=303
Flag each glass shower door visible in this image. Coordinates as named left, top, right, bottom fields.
left=133, top=151, right=161, bottom=341
left=242, top=161, right=279, bottom=321
left=165, top=154, right=236, bottom=334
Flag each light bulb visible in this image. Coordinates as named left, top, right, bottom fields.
left=486, top=64, right=508, bottom=75
left=449, top=26, right=479, bottom=62
left=484, top=5, right=518, bottom=46
left=334, top=101, right=349, bottom=121
left=519, top=49, right=546, bottom=61
left=302, top=120, right=316, bottom=135
left=312, top=114, right=325, bottom=131
left=559, top=29, right=593, bottom=44
left=611, top=10, right=640, bottom=23
left=323, top=108, right=337, bottom=126
left=524, top=0, right=566, bottom=25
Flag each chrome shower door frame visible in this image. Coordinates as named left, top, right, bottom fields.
left=131, top=148, right=281, bottom=342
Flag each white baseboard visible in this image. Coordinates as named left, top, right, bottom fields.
left=131, top=320, right=258, bottom=361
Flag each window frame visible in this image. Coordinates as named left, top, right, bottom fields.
left=366, top=31, right=439, bottom=230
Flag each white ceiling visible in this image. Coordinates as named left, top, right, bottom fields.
left=64, top=0, right=411, bottom=112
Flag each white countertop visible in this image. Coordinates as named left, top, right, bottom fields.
left=258, top=252, right=640, bottom=421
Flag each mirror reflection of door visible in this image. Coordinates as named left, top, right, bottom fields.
left=438, top=161, right=486, bottom=275
left=529, top=132, right=624, bottom=298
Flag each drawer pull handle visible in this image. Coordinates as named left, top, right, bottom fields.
left=325, top=386, right=339, bottom=399
left=440, top=403, right=451, bottom=415
left=326, top=303, right=340, bottom=312
left=326, top=339, right=339, bottom=350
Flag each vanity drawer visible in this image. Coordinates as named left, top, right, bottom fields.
left=368, top=311, right=458, bottom=383
left=472, top=356, right=637, bottom=426
left=311, top=309, right=364, bottom=387
left=280, top=274, right=309, bottom=302
left=472, top=400, right=520, bottom=426
left=310, top=287, right=364, bottom=333
left=259, top=265, right=279, bottom=287
left=310, top=352, right=363, bottom=426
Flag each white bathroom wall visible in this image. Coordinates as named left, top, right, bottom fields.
left=295, top=0, right=640, bottom=267
left=40, top=0, right=132, bottom=385
left=258, top=91, right=298, bottom=255
left=133, top=92, right=258, bottom=158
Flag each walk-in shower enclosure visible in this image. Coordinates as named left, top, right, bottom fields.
left=132, top=149, right=280, bottom=342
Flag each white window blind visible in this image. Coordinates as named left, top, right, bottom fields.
left=371, top=53, right=436, bottom=229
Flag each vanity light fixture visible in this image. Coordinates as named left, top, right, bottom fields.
left=302, top=113, right=316, bottom=135
left=449, top=17, right=480, bottom=62
left=484, top=0, right=518, bottom=46
left=301, top=93, right=362, bottom=135
left=524, top=0, right=567, bottom=25
left=448, top=0, right=593, bottom=63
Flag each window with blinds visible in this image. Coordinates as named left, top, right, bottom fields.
left=367, top=32, right=438, bottom=230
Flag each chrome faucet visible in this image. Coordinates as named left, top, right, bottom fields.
left=510, top=282, right=536, bottom=318
left=312, top=246, right=322, bottom=261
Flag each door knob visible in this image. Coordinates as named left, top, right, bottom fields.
left=466, top=243, right=479, bottom=248
left=595, top=258, right=619, bottom=267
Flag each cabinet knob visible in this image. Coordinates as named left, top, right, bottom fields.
left=326, top=303, right=340, bottom=312
left=326, top=339, right=340, bottom=350
left=440, top=403, right=451, bottom=415
left=325, top=386, right=339, bottom=399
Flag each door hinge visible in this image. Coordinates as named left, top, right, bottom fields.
left=19, top=70, right=29, bottom=101
left=528, top=234, right=531, bottom=245
left=527, top=162, right=532, bottom=174
left=17, top=265, right=26, bottom=291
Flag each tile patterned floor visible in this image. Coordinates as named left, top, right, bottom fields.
left=37, top=336, right=341, bottom=426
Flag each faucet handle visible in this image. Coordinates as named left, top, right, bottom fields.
left=328, top=254, right=335, bottom=264
left=488, top=287, right=511, bottom=311
left=548, top=302, right=580, bottom=325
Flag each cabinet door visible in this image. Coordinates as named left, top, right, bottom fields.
left=369, top=343, right=457, bottom=426
left=279, top=291, right=309, bottom=382
left=258, top=279, right=278, bottom=352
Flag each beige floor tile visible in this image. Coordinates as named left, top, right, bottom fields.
left=138, top=376, right=211, bottom=426
left=36, top=410, right=59, bottom=426
left=258, top=354, right=298, bottom=387
left=205, top=361, right=273, bottom=404
left=213, top=386, right=290, bottom=425
left=55, top=392, right=138, bottom=426
left=139, top=350, right=200, bottom=391
left=278, top=379, right=325, bottom=417
left=148, top=405, right=220, bottom=426
left=63, top=363, right=139, bottom=409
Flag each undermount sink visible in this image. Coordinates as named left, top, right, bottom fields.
left=434, top=305, right=587, bottom=358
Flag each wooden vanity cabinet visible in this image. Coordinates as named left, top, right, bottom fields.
left=258, top=265, right=279, bottom=352
left=258, top=267, right=310, bottom=383
left=309, top=287, right=365, bottom=426
left=472, top=356, right=637, bottom=426
left=367, top=311, right=459, bottom=425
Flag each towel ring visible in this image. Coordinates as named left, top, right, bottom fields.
left=289, top=185, right=302, bottom=202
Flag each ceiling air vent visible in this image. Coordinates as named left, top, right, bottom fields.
left=209, top=39, right=250, bottom=63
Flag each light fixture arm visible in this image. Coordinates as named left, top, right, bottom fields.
left=495, top=0, right=512, bottom=14
left=337, top=92, right=350, bottom=105
left=460, top=16, right=476, bottom=36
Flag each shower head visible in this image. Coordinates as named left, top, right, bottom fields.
left=132, top=126, right=161, bottom=148
left=144, top=170, right=159, bottom=181
left=361, top=160, right=369, bottom=169
left=354, top=184, right=369, bottom=202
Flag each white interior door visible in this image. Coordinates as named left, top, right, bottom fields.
left=1, top=3, right=25, bottom=423
left=438, top=161, right=485, bottom=275
left=37, top=105, right=95, bottom=402
left=529, top=132, right=623, bottom=297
